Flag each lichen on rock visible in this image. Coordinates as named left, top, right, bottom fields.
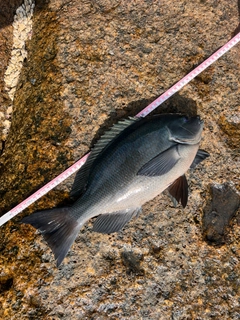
left=1, top=0, right=35, bottom=142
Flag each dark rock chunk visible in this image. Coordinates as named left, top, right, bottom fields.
left=203, top=183, right=240, bottom=244
left=121, top=251, right=145, bottom=275
left=0, top=274, right=13, bottom=294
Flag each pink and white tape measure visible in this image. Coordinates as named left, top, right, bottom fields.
left=0, top=31, right=240, bottom=227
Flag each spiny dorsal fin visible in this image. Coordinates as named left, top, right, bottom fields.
left=70, top=117, right=139, bottom=198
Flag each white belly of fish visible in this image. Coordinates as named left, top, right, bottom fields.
left=97, top=143, right=199, bottom=214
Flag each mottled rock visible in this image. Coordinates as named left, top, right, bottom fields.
left=0, top=0, right=240, bottom=319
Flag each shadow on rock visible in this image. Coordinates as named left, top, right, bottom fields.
left=90, top=93, right=198, bottom=148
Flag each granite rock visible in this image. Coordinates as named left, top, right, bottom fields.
left=0, top=0, right=239, bottom=319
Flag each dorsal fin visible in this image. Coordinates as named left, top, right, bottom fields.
left=70, top=117, right=139, bottom=198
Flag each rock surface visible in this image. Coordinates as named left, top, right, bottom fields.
left=0, top=0, right=239, bottom=319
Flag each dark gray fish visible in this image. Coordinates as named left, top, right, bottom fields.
left=22, top=114, right=209, bottom=266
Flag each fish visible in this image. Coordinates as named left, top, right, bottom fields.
left=22, top=114, right=209, bottom=266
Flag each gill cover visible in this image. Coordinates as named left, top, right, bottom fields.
left=167, top=115, right=203, bottom=144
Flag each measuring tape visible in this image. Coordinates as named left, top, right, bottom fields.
left=0, top=31, right=240, bottom=227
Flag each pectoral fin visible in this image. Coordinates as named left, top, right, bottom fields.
left=190, top=149, right=209, bottom=169
left=138, top=145, right=180, bottom=177
left=168, top=175, right=188, bottom=208
left=93, top=208, right=141, bottom=234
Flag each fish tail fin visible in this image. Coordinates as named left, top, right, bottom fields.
left=22, top=207, right=81, bottom=267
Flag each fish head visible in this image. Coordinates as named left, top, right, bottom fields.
left=167, top=115, right=204, bottom=145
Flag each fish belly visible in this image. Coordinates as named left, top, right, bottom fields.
left=98, top=144, right=199, bottom=213
left=103, top=175, right=170, bottom=212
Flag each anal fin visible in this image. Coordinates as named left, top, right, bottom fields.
left=93, top=208, right=141, bottom=234
left=168, top=175, right=188, bottom=208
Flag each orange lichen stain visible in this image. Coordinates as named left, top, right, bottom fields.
left=164, top=300, right=174, bottom=307
left=218, top=113, right=240, bottom=148
left=221, top=273, right=228, bottom=280
left=86, top=267, right=96, bottom=275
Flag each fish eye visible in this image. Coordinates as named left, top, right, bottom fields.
left=182, top=116, right=189, bottom=123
